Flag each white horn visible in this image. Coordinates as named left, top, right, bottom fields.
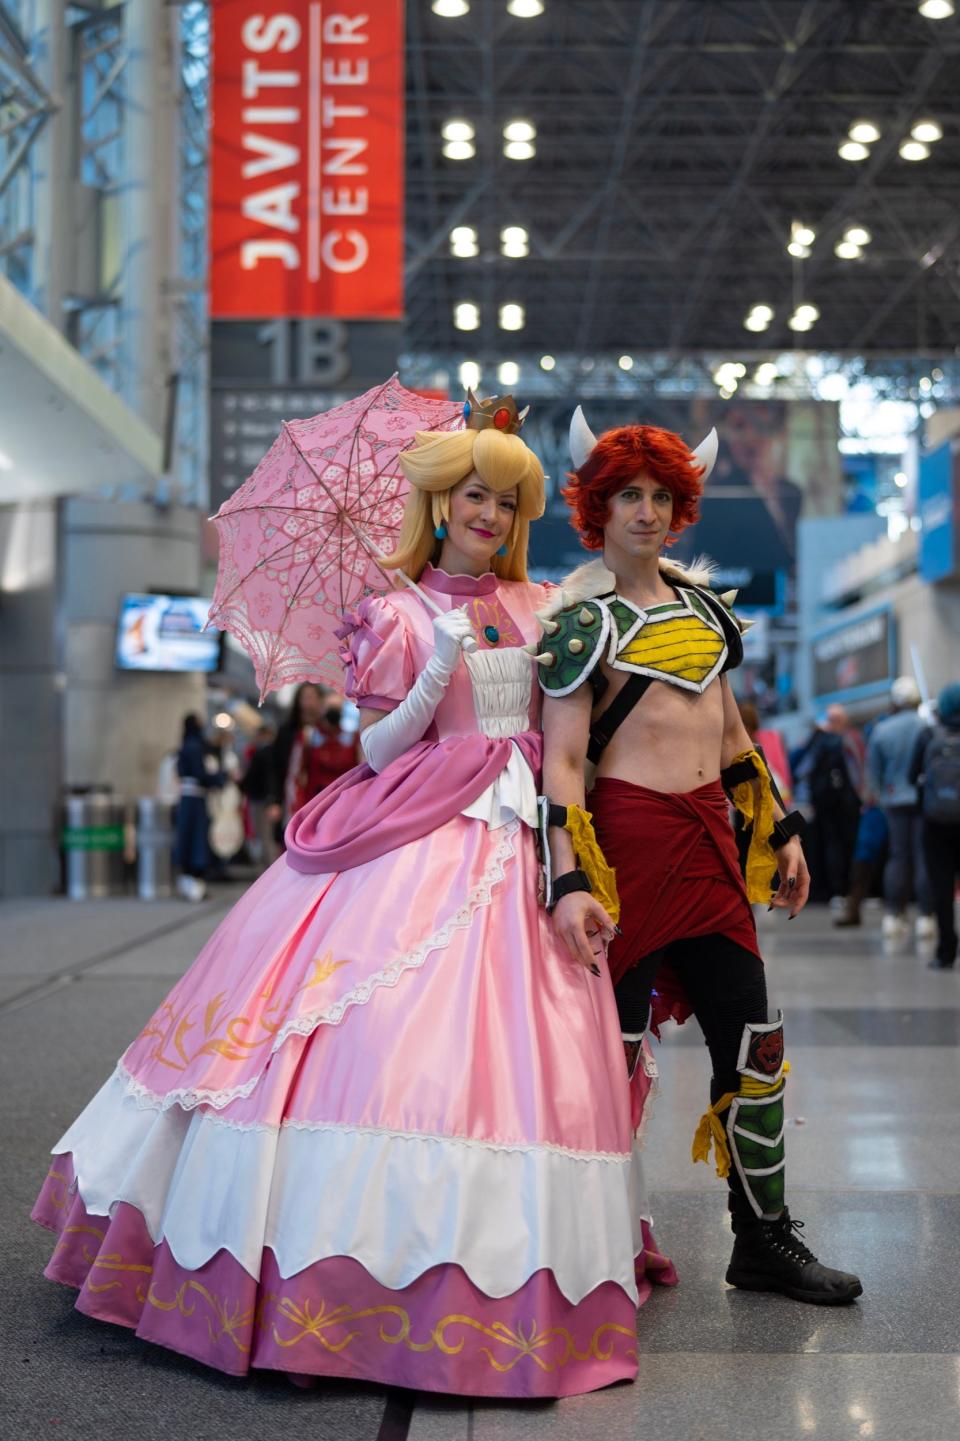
left=692, top=427, right=719, bottom=480
left=569, top=405, right=598, bottom=471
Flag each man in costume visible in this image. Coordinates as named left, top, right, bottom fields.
left=536, top=410, right=862, bottom=1305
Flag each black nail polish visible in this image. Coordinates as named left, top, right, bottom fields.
left=590, top=963, right=601, bottom=977
left=788, top=876, right=796, bottom=890
left=767, top=903, right=775, bottom=912
left=613, top=925, right=622, bottom=936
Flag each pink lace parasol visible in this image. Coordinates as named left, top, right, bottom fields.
left=208, top=376, right=461, bottom=700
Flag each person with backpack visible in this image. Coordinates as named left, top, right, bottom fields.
left=910, top=683, right=960, bottom=970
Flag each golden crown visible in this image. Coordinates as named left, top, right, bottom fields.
left=462, top=388, right=529, bottom=436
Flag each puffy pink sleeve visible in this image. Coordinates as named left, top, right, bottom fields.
left=336, top=595, right=415, bottom=712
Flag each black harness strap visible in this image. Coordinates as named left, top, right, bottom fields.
left=587, top=674, right=654, bottom=764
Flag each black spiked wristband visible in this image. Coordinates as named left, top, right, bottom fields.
left=547, top=869, right=592, bottom=912
left=771, top=810, right=806, bottom=849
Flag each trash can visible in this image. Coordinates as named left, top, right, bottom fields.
left=62, top=792, right=127, bottom=900
left=136, top=797, right=174, bottom=900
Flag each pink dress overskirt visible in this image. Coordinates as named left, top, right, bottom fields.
left=32, top=568, right=676, bottom=1398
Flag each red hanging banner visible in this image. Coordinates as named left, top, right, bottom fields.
left=210, top=2, right=404, bottom=319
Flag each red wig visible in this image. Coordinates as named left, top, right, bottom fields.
left=561, top=424, right=704, bottom=550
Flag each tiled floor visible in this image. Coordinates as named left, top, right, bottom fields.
left=2, top=893, right=957, bottom=1440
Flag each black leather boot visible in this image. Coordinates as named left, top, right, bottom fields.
left=726, top=1207, right=862, bottom=1304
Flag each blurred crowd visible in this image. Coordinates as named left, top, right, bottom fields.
left=745, top=675, right=960, bottom=970
left=165, top=683, right=359, bottom=901
left=162, top=670, right=960, bottom=969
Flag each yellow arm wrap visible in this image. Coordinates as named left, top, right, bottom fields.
left=691, top=1061, right=791, bottom=1178
left=728, top=747, right=779, bottom=903
left=564, top=805, right=621, bottom=925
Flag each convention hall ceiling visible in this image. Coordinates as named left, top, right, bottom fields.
left=403, top=0, right=960, bottom=361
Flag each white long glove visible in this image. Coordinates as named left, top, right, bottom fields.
left=360, top=606, right=475, bottom=773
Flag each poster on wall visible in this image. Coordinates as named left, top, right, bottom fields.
left=811, top=604, right=895, bottom=704
left=209, top=1, right=404, bottom=319
left=919, top=439, right=959, bottom=582
left=522, top=398, right=843, bottom=597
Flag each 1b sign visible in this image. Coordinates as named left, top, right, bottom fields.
left=210, top=2, right=404, bottom=319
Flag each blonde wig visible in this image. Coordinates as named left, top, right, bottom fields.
left=387, top=427, right=546, bottom=583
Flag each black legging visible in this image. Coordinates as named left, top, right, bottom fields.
left=615, top=933, right=770, bottom=1219
left=615, top=932, right=769, bottom=1104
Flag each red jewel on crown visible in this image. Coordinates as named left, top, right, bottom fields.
left=463, top=388, right=529, bottom=435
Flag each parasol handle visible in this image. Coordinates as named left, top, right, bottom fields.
left=345, top=517, right=479, bottom=653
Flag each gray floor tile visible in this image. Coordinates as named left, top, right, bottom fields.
left=638, top=1191, right=958, bottom=1355
left=471, top=1355, right=960, bottom=1441
left=408, top=1398, right=472, bottom=1440
left=6, top=894, right=960, bottom=1441
left=661, top=1006, right=960, bottom=1047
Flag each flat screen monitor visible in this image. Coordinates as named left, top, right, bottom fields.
left=115, top=594, right=221, bottom=673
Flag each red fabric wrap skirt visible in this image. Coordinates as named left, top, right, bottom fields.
left=591, top=777, right=760, bottom=1030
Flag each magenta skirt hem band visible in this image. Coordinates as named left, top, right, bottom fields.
left=33, top=1160, right=677, bottom=1399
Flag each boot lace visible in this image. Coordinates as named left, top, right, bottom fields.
left=764, top=1212, right=816, bottom=1267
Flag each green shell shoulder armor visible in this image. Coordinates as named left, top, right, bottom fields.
left=536, top=597, right=612, bottom=696
left=537, top=582, right=747, bottom=698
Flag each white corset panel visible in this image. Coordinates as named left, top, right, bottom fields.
left=463, top=647, right=534, bottom=738
left=462, top=647, right=538, bottom=831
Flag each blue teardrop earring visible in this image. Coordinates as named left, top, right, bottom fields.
left=434, top=524, right=447, bottom=540
left=496, top=543, right=508, bottom=557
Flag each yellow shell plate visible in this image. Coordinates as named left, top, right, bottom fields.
left=619, top=613, right=725, bottom=686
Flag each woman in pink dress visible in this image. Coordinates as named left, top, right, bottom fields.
left=31, top=395, right=675, bottom=1399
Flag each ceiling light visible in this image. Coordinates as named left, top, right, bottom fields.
left=498, top=360, right=520, bottom=385
left=499, top=302, right=525, bottom=330
left=459, top=360, right=481, bottom=390
left=507, top=0, right=544, bottom=15
left=443, top=139, right=476, bottom=160
left=713, top=363, right=744, bottom=387
left=442, top=118, right=475, bottom=142
left=539, top=354, right=555, bottom=371
left=894, top=471, right=909, bottom=487
left=918, top=1, right=955, bottom=18
left=838, top=140, right=870, bottom=161
left=749, top=304, right=774, bottom=324
left=618, top=355, right=634, bottom=371
left=500, top=224, right=529, bottom=257
left=432, top=0, right=470, bottom=14
left=795, top=303, right=820, bottom=322
left=450, top=225, right=479, bottom=257
left=754, top=363, right=778, bottom=386
left=503, top=119, right=536, bottom=143
left=848, top=120, right=881, bottom=144
left=792, top=222, right=816, bottom=246
left=911, top=118, right=943, bottom=142
left=787, top=241, right=811, bottom=259
left=718, top=386, right=737, bottom=399
left=835, top=240, right=862, bottom=259
left=454, top=301, right=480, bottom=331
left=788, top=314, right=813, bottom=332
left=899, top=139, right=931, bottom=161
left=503, top=139, right=536, bottom=160
left=844, top=226, right=872, bottom=245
